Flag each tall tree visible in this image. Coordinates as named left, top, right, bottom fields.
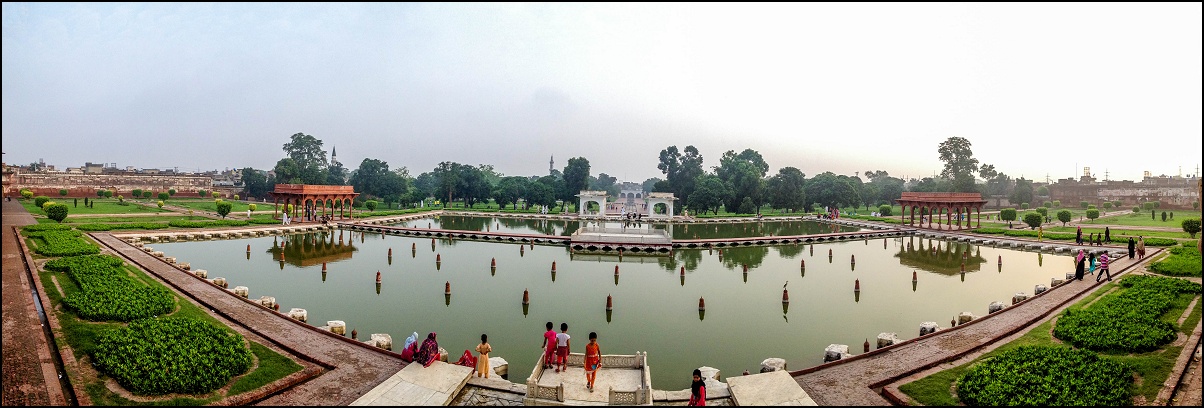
left=493, top=176, right=530, bottom=210
left=1010, top=177, right=1034, bottom=208
left=433, top=162, right=462, bottom=205
left=658, top=145, right=705, bottom=210
left=589, top=173, right=619, bottom=197
left=272, top=158, right=302, bottom=184
left=326, top=160, right=348, bottom=185
left=349, top=158, right=406, bottom=201
left=642, top=177, right=662, bottom=193
left=938, top=136, right=980, bottom=192
left=714, top=149, right=768, bottom=212
left=688, top=175, right=729, bottom=215
left=457, top=165, right=492, bottom=208
left=241, top=168, right=270, bottom=199
left=805, top=172, right=860, bottom=209
left=766, top=167, right=806, bottom=212
left=281, top=132, right=330, bottom=185
left=562, top=157, right=592, bottom=207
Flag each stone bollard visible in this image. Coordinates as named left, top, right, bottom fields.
left=957, top=312, right=976, bottom=326
left=1012, top=292, right=1029, bottom=305
left=988, top=301, right=1005, bottom=314
left=370, top=333, right=392, bottom=350
left=178, top=262, right=191, bottom=270
left=1051, top=277, right=1065, bottom=286
left=258, top=296, right=276, bottom=309
left=438, top=347, right=448, bottom=363
left=1034, top=284, right=1048, bottom=295
left=212, top=277, right=228, bottom=288
left=288, top=308, right=308, bottom=323
left=877, top=332, right=900, bottom=349
left=232, top=286, right=249, bottom=298
left=1065, top=272, right=1075, bottom=281
left=193, top=269, right=208, bottom=279
left=490, top=356, right=509, bottom=378
left=760, top=357, right=787, bottom=373
left=153, top=251, right=165, bottom=258
left=327, top=320, right=346, bottom=336
left=824, top=344, right=851, bottom=362
left=919, top=322, right=940, bottom=336
left=164, top=256, right=176, bottom=263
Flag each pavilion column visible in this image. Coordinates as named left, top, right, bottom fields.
left=976, top=205, right=981, bottom=228
left=946, top=204, right=951, bottom=228
left=274, top=197, right=279, bottom=220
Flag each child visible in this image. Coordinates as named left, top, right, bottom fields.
left=476, top=334, right=492, bottom=378
left=555, top=323, right=570, bottom=373
left=1088, top=252, right=1096, bottom=275
left=585, top=332, right=601, bottom=391
left=541, top=322, right=556, bottom=369
left=688, top=368, right=706, bottom=406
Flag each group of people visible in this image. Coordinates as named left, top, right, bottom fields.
left=540, top=322, right=603, bottom=391
left=400, top=332, right=497, bottom=380
left=1129, top=236, right=1146, bottom=259
left=1073, top=249, right=1113, bottom=282
left=1075, top=226, right=1112, bottom=246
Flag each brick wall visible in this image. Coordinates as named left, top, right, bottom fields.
left=11, top=173, right=213, bottom=198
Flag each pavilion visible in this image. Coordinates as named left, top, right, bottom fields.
left=268, top=184, right=360, bottom=222
left=895, top=192, right=988, bottom=230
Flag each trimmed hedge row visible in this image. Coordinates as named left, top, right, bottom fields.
left=958, top=346, right=1131, bottom=406
left=27, top=230, right=100, bottom=257
left=168, top=219, right=250, bottom=228
left=1053, top=275, right=1200, bottom=352
left=1148, top=245, right=1202, bottom=277
left=73, top=222, right=171, bottom=231
left=46, top=254, right=174, bottom=322
left=93, top=317, right=252, bottom=395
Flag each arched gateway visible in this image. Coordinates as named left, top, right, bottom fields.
left=269, top=184, right=360, bottom=222
left=895, top=192, right=988, bottom=230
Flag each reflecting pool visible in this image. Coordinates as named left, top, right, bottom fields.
left=153, top=230, right=1071, bottom=389
left=389, top=214, right=861, bottom=239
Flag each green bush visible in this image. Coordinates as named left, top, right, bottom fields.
left=1043, top=201, right=1052, bottom=208
left=366, top=200, right=378, bottom=211
left=158, top=192, right=169, bottom=201
left=1133, top=206, right=1141, bottom=213
left=168, top=189, right=176, bottom=196
left=1023, top=212, right=1042, bottom=229
left=1102, top=202, right=1112, bottom=210
left=1003, top=229, right=1076, bottom=240
left=999, top=208, right=1017, bottom=225
left=1052, top=200, right=1061, bottom=207
left=1153, top=201, right=1161, bottom=209
left=958, top=346, right=1131, bottom=406
left=1056, top=209, right=1072, bottom=226
left=73, top=223, right=171, bottom=231
left=216, top=201, right=233, bottom=218
left=1020, top=202, right=1029, bottom=210
left=45, top=203, right=69, bottom=223
left=47, top=255, right=175, bottom=322
left=22, top=224, right=72, bottom=233
left=212, top=191, right=221, bottom=199
left=93, top=317, right=252, bottom=395
left=168, top=220, right=249, bottom=228
left=1161, top=211, right=1167, bottom=222
left=1183, top=218, right=1201, bottom=239
left=248, top=203, right=257, bottom=211
left=1149, top=245, right=1202, bottom=277
left=103, top=190, right=113, bottom=198
left=34, top=196, right=50, bottom=209
left=878, top=204, right=892, bottom=216
left=1143, top=202, right=1155, bottom=211
left=132, top=189, right=143, bottom=198
left=1086, top=209, right=1100, bottom=221
left=21, top=189, right=34, bottom=199
left=58, top=189, right=68, bottom=197
left=1035, top=207, right=1048, bottom=217
left=1053, top=275, right=1200, bottom=352
left=1141, top=237, right=1180, bottom=246
left=27, top=230, right=100, bottom=257
left=1080, top=201, right=1089, bottom=209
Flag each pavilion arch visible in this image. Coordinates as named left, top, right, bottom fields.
left=576, top=190, right=609, bottom=217
left=895, top=192, right=987, bottom=230
left=269, top=184, right=360, bottom=222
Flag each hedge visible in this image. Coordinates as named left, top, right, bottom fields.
left=26, top=230, right=100, bottom=257
left=47, top=255, right=174, bottom=322
left=73, top=223, right=171, bottom=231
left=168, top=219, right=250, bottom=228
left=958, top=346, right=1131, bottom=406
left=1053, top=275, right=1200, bottom=352
left=1148, top=245, right=1202, bottom=277
left=93, top=317, right=252, bottom=395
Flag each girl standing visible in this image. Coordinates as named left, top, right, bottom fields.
left=476, top=334, right=492, bottom=378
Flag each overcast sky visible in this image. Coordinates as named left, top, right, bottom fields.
left=3, top=3, right=1201, bottom=183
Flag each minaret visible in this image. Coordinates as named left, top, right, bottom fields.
left=331, top=146, right=338, bottom=166
left=549, top=155, right=554, bottom=175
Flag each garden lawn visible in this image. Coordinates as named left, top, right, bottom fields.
left=898, top=275, right=1201, bottom=405
left=170, top=199, right=278, bottom=214
left=1095, top=211, right=1204, bottom=228
left=19, top=199, right=165, bottom=215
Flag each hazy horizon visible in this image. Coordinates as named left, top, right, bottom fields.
left=3, top=3, right=1201, bottom=183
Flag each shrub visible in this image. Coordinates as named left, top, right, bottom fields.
left=1022, top=212, right=1042, bottom=229
left=1141, top=237, right=1180, bottom=246
left=737, top=197, right=757, bottom=214
left=1035, top=207, right=1048, bottom=217
left=248, top=203, right=257, bottom=211
left=198, top=190, right=207, bottom=198
left=58, top=189, right=68, bottom=197
left=96, top=189, right=106, bottom=198
left=34, top=196, right=50, bottom=209
left=1043, top=201, right=1052, bottom=208
left=1194, top=201, right=1200, bottom=210
left=1149, top=244, right=1201, bottom=277
left=878, top=204, right=892, bottom=216
left=157, top=200, right=164, bottom=209
left=1153, top=201, right=1161, bottom=209
left=132, top=189, right=143, bottom=198
left=1054, top=275, right=1199, bottom=352
left=168, top=220, right=249, bottom=228
left=958, top=346, right=1131, bottom=406
left=26, top=230, right=100, bottom=257
left=45, top=203, right=69, bottom=223
left=168, top=189, right=177, bottom=196
left=1086, top=209, right=1099, bottom=221
left=1019, top=202, right=1028, bottom=210
left=73, top=223, right=170, bottom=231
left=1161, top=211, right=1167, bottom=222
left=1080, top=201, right=1089, bottom=209
left=1056, top=209, right=1072, bottom=226
left=1102, top=202, right=1112, bottom=210
left=212, top=191, right=221, bottom=199
left=365, top=200, right=378, bottom=211
left=1132, top=206, right=1140, bottom=213
left=93, top=317, right=252, bottom=395
left=216, top=201, right=233, bottom=218
left=1087, top=204, right=1096, bottom=210
left=1143, top=202, right=1155, bottom=211
left=1183, top=218, right=1201, bottom=239
left=1003, top=229, right=1076, bottom=240
left=999, top=208, right=1017, bottom=226
left=233, top=194, right=239, bottom=200
left=42, top=201, right=56, bottom=212
left=47, top=255, right=175, bottom=322
left=1052, top=200, right=1061, bottom=207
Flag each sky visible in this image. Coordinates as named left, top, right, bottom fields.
left=3, top=3, right=1201, bottom=183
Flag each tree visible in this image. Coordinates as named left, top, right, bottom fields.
left=642, top=177, right=662, bottom=194
left=562, top=157, right=591, bottom=205
left=736, top=197, right=757, bottom=214
left=1043, top=201, right=1052, bottom=208
left=248, top=204, right=257, bottom=211
left=433, top=162, right=462, bottom=205
left=326, top=160, right=348, bottom=185
left=103, top=190, right=113, bottom=198
left=168, top=189, right=176, bottom=196
left=45, top=203, right=68, bottom=223
left=493, top=176, right=530, bottom=210
left=1009, top=178, right=1034, bottom=209
left=365, top=200, right=378, bottom=211
left=1000, top=208, right=1017, bottom=227
left=1152, top=201, right=1161, bottom=209
left=658, top=145, right=705, bottom=211
left=526, top=177, right=557, bottom=208
left=54, top=189, right=66, bottom=197
left=1086, top=209, right=1100, bottom=222
left=1080, top=201, right=1089, bottom=209
left=715, top=149, right=769, bottom=212
left=1036, top=186, right=1049, bottom=196
left=1053, top=200, right=1061, bottom=207
left=350, top=158, right=407, bottom=202
left=1161, top=211, right=1167, bottom=222
left=688, top=175, right=729, bottom=215
left=282, top=132, right=329, bottom=185
left=1023, top=212, right=1042, bottom=229
left=589, top=173, right=619, bottom=197
left=212, top=192, right=221, bottom=199
left=1143, top=202, right=1155, bottom=211
left=805, top=172, right=860, bottom=210
left=132, top=189, right=143, bottom=198
left=1181, top=218, right=1201, bottom=239
left=241, top=168, right=270, bottom=199
left=1036, top=207, right=1048, bottom=217
left=215, top=201, right=232, bottom=218
left=1102, top=202, right=1112, bottom=210
left=96, top=189, right=105, bottom=198
left=272, top=158, right=302, bottom=185
left=158, top=192, right=169, bottom=201
left=198, top=190, right=207, bottom=198
left=937, top=137, right=980, bottom=192
left=457, top=165, right=492, bottom=208
left=766, top=167, right=806, bottom=212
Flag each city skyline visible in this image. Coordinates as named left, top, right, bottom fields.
left=3, top=3, right=1201, bottom=182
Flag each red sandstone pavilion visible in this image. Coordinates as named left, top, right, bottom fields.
left=268, top=184, right=359, bottom=222
left=895, top=192, right=989, bottom=230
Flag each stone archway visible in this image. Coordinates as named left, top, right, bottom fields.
left=576, top=191, right=609, bottom=217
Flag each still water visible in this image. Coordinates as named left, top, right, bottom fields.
left=154, top=226, right=1071, bottom=390
left=390, top=214, right=861, bottom=239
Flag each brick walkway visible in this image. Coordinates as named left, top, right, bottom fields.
left=791, top=246, right=1152, bottom=405
left=91, top=233, right=408, bottom=405
left=2, top=200, right=67, bottom=405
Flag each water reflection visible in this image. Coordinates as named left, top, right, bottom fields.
left=895, top=237, right=986, bottom=275
left=393, top=215, right=861, bottom=240
left=266, top=232, right=358, bottom=267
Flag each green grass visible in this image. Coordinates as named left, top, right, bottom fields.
left=1045, top=226, right=1192, bottom=240
left=19, top=198, right=166, bottom=215
left=898, top=276, right=1201, bottom=405
left=1095, top=211, right=1204, bottom=228
left=55, top=215, right=209, bottom=224
left=168, top=199, right=278, bottom=214
left=228, top=342, right=304, bottom=395
left=1148, top=245, right=1202, bottom=277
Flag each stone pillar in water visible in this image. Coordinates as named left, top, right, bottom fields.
left=988, top=301, right=1005, bottom=314
left=288, top=308, right=308, bottom=323
left=760, top=358, right=787, bottom=372
left=824, top=344, right=851, bottom=362
left=877, top=332, right=900, bottom=349
left=919, top=322, right=940, bottom=336
left=232, top=286, right=249, bottom=298
left=957, top=312, right=975, bottom=326
left=327, top=320, right=346, bottom=336
left=1012, top=292, right=1029, bottom=305
left=1034, top=284, right=1048, bottom=295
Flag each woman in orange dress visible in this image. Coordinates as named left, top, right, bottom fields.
left=584, top=332, right=601, bottom=391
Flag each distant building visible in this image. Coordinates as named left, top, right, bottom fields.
left=1048, top=174, right=1200, bottom=208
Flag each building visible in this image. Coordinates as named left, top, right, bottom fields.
left=1047, top=173, right=1200, bottom=209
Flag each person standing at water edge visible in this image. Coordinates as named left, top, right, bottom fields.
left=555, top=323, right=571, bottom=373
left=541, top=322, right=557, bottom=369
left=476, top=334, right=492, bottom=378
left=584, top=332, right=601, bottom=391
left=689, top=368, right=707, bottom=406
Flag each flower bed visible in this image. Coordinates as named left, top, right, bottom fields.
left=26, top=229, right=100, bottom=257
left=1053, top=275, right=1200, bottom=352
left=46, top=254, right=174, bottom=322
left=958, top=345, right=1131, bottom=406
left=1149, top=245, right=1202, bottom=277
left=93, top=317, right=253, bottom=395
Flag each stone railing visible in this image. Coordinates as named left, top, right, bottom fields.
left=524, top=351, right=651, bottom=405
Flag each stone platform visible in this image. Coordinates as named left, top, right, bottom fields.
left=351, top=361, right=475, bottom=406
left=728, top=371, right=816, bottom=406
